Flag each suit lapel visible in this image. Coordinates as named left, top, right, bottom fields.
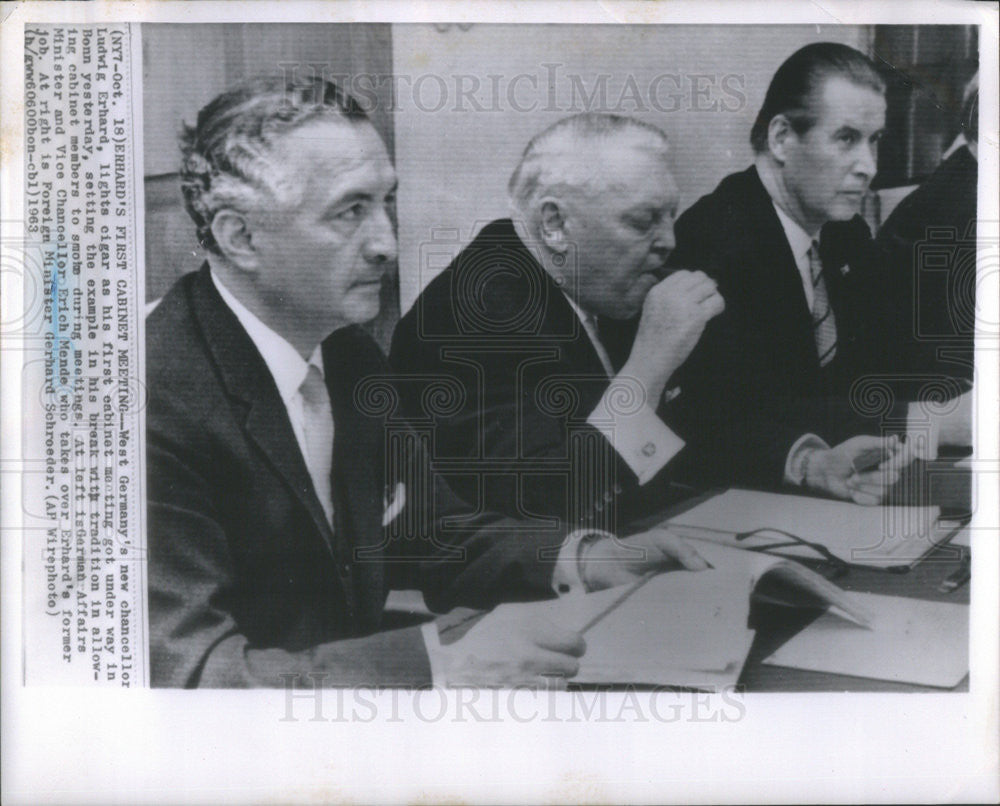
left=743, top=169, right=817, bottom=357
left=324, top=327, right=389, bottom=628
left=493, top=221, right=610, bottom=379
left=188, top=265, right=337, bottom=556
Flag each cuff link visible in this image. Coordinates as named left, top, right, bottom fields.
left=641, top=441, right=657, bottom=457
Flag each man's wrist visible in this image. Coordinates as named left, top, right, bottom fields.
left=620, top=354, right=671, bottom=404
left=576, top=532, right=606, bottom=593
left=553, top=529, right=613, bottom=595
left=784, top=433, right=830, bottom=486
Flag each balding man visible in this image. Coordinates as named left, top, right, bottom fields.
left=390, top=113, right=725, bottom=541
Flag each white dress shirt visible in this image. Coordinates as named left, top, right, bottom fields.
left=211, top=270, right=610, bottom=683
left=772, top=201, right=821, bottom=311
left=210, top=271, right=335, bottom=521
left=562, top=292, right=685, bottom=485
left=768, top=201, right=959, bottom=477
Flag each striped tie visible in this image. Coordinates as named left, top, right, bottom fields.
left=808, top=240, right=838, bottom=367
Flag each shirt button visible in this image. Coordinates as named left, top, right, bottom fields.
left=641, top=442, right=656, bottom=457
left=613, top=483, right=623, bottom=495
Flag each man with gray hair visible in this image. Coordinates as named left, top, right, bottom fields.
left=391, top=113, right=724, bottom=541
left=148, top=81, right=708, bottom=688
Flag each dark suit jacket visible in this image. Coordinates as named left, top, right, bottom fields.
left=876, top=145, right=977, bottom=382
left=389, top=219, right=680, bottom=535
left=665, top=165, right=908, bottom=488
left=147, top=266, right=565, bottom=688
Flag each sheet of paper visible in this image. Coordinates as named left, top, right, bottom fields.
left=762, top=592, right=969, bottom=688
left=667, top=489, right=943, bottom=567
left=514, top=568, right=756, bottom=685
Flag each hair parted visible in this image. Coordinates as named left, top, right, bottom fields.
left=179, top=75, right=370, bottom=255
left=749, top=42, right=885, bottom=154
left=507, top=113, right=670, bottom=218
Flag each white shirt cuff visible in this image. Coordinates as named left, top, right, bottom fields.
left=784, top=433, right=830, bottom=485
left=586, top=381, right=684, bottom=484
left=551, top=528, right=614, bottom=596
left=421, top=621, right=447, bottom=687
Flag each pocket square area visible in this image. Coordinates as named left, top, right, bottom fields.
left=382, top=482, right=406, bottom=526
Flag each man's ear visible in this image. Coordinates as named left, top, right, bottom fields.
left=538, top=199, right=569, bottom=253
left=210, top=209, right=259, bottom=270
left=767, top=114, right=796, bottom=164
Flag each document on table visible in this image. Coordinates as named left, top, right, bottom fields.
left=763, top=591, right=969, bottom=688
left=502, top=541, right=869, bottom=688
left=666, top=489, right=945, bottom=568
left=499, top=567, right=756, bottom=688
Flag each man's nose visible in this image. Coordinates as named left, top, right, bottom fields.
left=652, top=217, right=676, bottom=257
left=854, top=142, right=878, bottom=179
left=363, top=205, right=398, bottom=264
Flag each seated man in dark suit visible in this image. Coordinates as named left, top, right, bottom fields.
left=664, top=42, right=961, bottom=496
left=877, top=76, right=978, bottom=385
left=390, top=114, right=725, bottom=535
left=148, top=77, right=707, bottom=689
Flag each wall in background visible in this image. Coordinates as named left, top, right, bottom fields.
left=144, top=25, right=971, bottom=336
left=873, top=25, right=979, bottom=189
left=391, top=24, right=869, bottom=312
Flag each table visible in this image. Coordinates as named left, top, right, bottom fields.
left=641, top=458, right=972, bottom=692
left=385, top=459, right=973, bottom=692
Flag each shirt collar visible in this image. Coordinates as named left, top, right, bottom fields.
left=561, top=290, right=596, bottom=329
left=772, top=201, right=818, bottom=263
left=210, top=269, right=323, bottom=404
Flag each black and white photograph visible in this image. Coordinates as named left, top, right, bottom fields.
left=142, top=21, right=979, bottom=690
left=2, top=2, right=997, bottom=804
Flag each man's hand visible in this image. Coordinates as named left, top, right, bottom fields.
left=579, top=527, right=711, bottom=591
left=804, top=434, right=912, bottom=505
left=620, top=270, right=725, bottom=403
left=437, top=607, right=586, bottom=688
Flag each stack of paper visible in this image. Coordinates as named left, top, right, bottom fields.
left=667, top=489, right=945, bottom=568
left=515, top=567, right=757, bottom=688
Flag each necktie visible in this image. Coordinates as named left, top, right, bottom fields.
left=299, top=362, right=335, bottom=525
left=584, top=312, right=615, bottom=377
left=808, top=241, right=838, bottom=367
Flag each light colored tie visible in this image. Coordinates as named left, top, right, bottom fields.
left=808, top=241, right=838, bottom=367
left=299, top=362, right=335, bottom=525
